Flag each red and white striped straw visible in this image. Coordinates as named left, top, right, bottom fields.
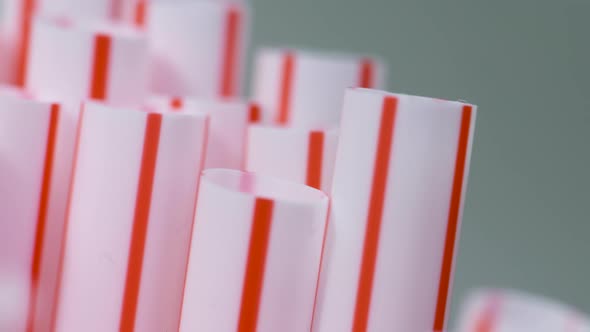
left=457, top=289, right=590, bottom=332
left=0, top=87, right=64, bottom=332
left=245, top=125, right=339, bottom=192
left=179, top=169, right=329, bottom=332
left=52, top=102, right=208, bottom=331
left=252, top=48, right=387, bottom=127
left=142, top=0, right=249, bottom=98
left=0, top=0, right=136, bottom=86
left=313, top=88, right=477, bottom=332
left=147, top=96, right=252, bottom=170
left=0, top=0, right=37, bottom=85
left=37, top=0, right=130, bottom=21
left=26, top=16, right=148, bottom=106
left=122, top=0, right=250, bottom=25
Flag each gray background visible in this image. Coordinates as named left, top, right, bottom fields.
left=249, top=0, right=590, bottom=324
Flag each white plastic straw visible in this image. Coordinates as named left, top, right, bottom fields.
left=147, top=95, right=253, bottom=170
left=144, top=0, right=249, bottom=98
left=245, top=125, right=338, bottom=192
left=26, top=16, right=148, bottom=106
left=52, top=102, right=208, bottom=331
left=252, top=48, right=387, bottom=127
left=180, top=169, right=329, bottom=332
left=313, top=88, right=477, bottom=332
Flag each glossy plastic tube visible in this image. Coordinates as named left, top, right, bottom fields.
left=313, top=88, right=477, bottom=332
left=26, top=16, right=148, bottom=106
left=245, top=125, right=338, bottom=192
left=179, top=169, right=329, bottom=332
left=147, top=96, right=252, bottom=170
left=252, top=48, right=387, bottom=127
left=53, top=102, right=208, bottom=332
left=144, top=0, right=249, bottom=98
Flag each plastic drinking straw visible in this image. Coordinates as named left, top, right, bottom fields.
left=245, top=125, right=339, bottom=192
left=142, top=0, right=249, bottom=98
left=252, top=48, right=387, bottom=127
left=179, top=169, right=329, bottom=332
left=313, top=88, right=477, bottom=332
left=52, top=102, right=208, bottom=332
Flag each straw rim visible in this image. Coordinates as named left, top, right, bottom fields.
left=257, top=46, right=383, bottom=66
left=201, top=168, right=329, bottom=207
left=348, top=87, right=478, bottom=109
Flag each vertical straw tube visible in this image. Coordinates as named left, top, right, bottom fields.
left=52, top=102, right=208, bottom=332
left=145, top=0, right=249, bottom=98
left=313, top=88, right=477, bottom=332
left=0, top=0, right=134, bottom=85
left=0, top=88, right=62, bottom=332
left=147, top=96, right=251, bottom=169
left=37, top=0, right=127, bottom=21
left=26, top=16, right=148, bottom=106
left=179, top=169, right=329, bottom=332
left=245, top=125, right=339, bottom=192
left=252, top=49, right=387, bottom=127
left=17, top=21, right=152, bottom=318
left=0, top=0, right=37, bottom=85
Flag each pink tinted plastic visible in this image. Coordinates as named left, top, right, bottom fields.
left=313, top=88, right=477, bottom=332
left=26, top=16, right=148, bottom=106
left=53, top=102, right=207, bottom=332
left=37, top=0, right=123, bottom=21
left=245, top=125, right=339, bottom=192
left=180, top=169, right=329, bottom=332
left=0, top=89, right=62, bottom=332
left=146, top=1, right=249, bottom=98
left=457, top=289, right=590, bottom=332
left=148, top=95, right=250, bottom=170
left=0, top=0, right=34, bottom=84
left=252, top=48, right=387, bottom=127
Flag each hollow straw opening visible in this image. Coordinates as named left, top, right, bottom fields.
left=201, top=169, right=328, bottom=206
left=349, top=87, right=477, bottom=108
left=140, top=104, right=209, bottom=120
left=36, top=15, right=145, bottom=40
left=257, top=47, right=382, bottom=65
left=249, top=124, right=338, bottom=135
left=150, top=0, right=244, bottom=13
left=148, top=95, right=253, bottom=113
left=0, top=93, right=48, bottom=112
left=84, top=101, right=208, bottom=122
left=0, top=84, right=33, bottom=99
left=179, top=98, right=251, bottom=111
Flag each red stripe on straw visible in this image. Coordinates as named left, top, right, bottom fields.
left=26, top=103, right=60, bottom=332
left=220, top=6, right=240, bottom=98
left=170, top=97, right=183, bottom=111
left=432, top=105, right=473, bottom=331
left=50, top=104, right=86, bottom=331
left=90, top=34, right=112, bottom=101
left=134, top=0, right=147, bottom=28
left=359, top=58, right=374, bottom=88
left=110, top=0, right=122, bottom=21
left=119, top=113, right=163, bottom=331
left=306, top=131, right=325, bottom=190
left=276, top=53, right=295, bottom=125
left=237, top=198, right=275, bottom=331
left=474, top=295, right=501, bottom=332
left=15, top=0, right=36, bottom=86
left=248, top=103, right=261, bottom=123
left=352, top=96, right=397, bottom=332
